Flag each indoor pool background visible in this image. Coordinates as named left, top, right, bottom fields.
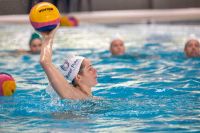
left=0, top=24, right=200, bottom=132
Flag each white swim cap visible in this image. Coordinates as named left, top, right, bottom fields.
left=110, top=34, right=123, bottom=43
left=59, top=55, right=84, bottom=81
left=184, top=34, right=200, bottom=43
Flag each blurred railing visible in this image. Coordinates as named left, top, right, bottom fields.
left=0, top=0, right=200, bottom=15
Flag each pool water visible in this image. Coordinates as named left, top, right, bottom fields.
left=0, top=24, right=200, bottom=132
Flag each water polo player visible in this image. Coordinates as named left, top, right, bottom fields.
left=16, top=32, right=42, bottom=55
left=110, top=38, right=125, bottom=56
left=184, top=38, right=200, bottom=58
left=40, top=25, right=98, bottom=100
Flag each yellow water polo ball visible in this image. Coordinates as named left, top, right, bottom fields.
left=60, top=16, right=79, bottom=27
left=29, top=2, right=60, bottom=32
left=0, top=73, right=16, bottom=96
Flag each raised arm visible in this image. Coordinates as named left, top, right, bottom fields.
left=40, top=26, right=77, bottom=99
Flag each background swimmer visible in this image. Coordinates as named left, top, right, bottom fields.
left=110, top=38, right=125, bottom=56
left=184, top=39, right=200, bottom=57
left=18, top=32, right=42, bottom=54
left=0, top=32, right=42, bottom=57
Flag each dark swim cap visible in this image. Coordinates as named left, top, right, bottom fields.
left=29, top=32, right=42, bottom=45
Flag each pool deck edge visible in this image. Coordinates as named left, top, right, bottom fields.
left=0, top=8, right=200, bottom=24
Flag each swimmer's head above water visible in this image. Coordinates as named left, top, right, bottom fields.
left=110, top=38, right=125, bottom=56
left=29, top=32, right=42, bottom=54
left=59, top=55, right=98, bottom=88
left=184, top=39, right=200, bottom=58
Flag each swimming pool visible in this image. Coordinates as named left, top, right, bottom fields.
left=0, top=23, right=200, bottom=132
